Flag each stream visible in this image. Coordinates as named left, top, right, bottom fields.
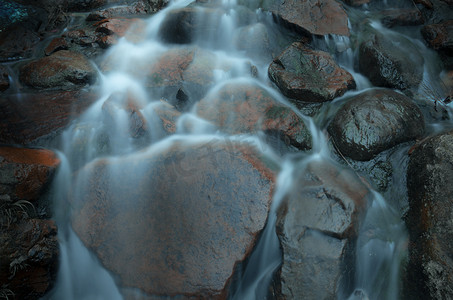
left=39, top=0, right=452, bottom=299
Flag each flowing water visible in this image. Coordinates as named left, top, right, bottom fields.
left=42, top=0, right=452, bottom=299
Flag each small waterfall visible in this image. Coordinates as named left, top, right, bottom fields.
left=39, top=0, right=450, bottom=299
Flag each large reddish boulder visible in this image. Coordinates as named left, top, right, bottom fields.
left=71, top=139, right=278, bottom=298
left=268, top=0, right=350, bottom=36
left=275, top=159, right=370, bottom=299
left=0, top=90, right=97, bottom=145
left=19, top=50, right=96, bottom=89
left=196, top=81, right=312, bottom=150
left=268, top=42, right=355, bottom=103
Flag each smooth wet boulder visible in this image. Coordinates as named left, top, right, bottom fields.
left=405, top=130, right=453, bottom=299
left=268, top=42, right=356, bottom=103
left=19, top=50, right=96, bottom=89
left=86, top=0, right=167, bottom=21
left=358, top=31, right=424, bottom=93
left=71, top=139, right=278, bottom=298
left=0, top=90, right=97, bottom=145
left=328, top=88, right=425, bottom=161
left=196, top=81, right=312, bottom=150
left=233, top=23, right=273, bottom=63
left=275, top=159, right=370, bottom=299
left=380, top=8, right=424, bottom=27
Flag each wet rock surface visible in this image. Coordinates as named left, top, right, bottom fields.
left=0, top=90, right=97, bottom=146
left=196, top=81, right=312, bottom=151
left=422, top=20, right=453, bottom=55
left=269, top=42, right=356, bottom=103
left=19, top=50, right=97, bottom=90
left=328, top=89, right=425, bottom=161
left=0, top=146, right=60, bottom=300
left=71, top=140, right=277, bottom=298
left=405, top=130, right=453, bottom=300
left=275, top=159, right=370, bottom=299
left=358, top=31, right=424, bottom=94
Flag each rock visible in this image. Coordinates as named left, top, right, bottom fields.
left=0, top=66, right=9, bottom=91
left=380, top=8, right=424, bottom=27
left=358, top=31, right=424, bottom=94
left=268, top=42, right=356, bottom=103
left=328, top=88, right=425, bottom=161
left=0, top=147, right=60, bottom=203
left=268, top=0, right=350, bottom=36
left=94, top=18, right=147, bottom=47
left=151, top=101, right=181, bottom=135
left=0, top=218, right=59, bottom=299
left=65, top=0, right=106, bottom=12
left=421, top=20, right=453, bottom=56
left=19, top=50, right=96, bottom=89
left=0, top=90, right=97, bottom=145
left=414, top=0, right=434, bottom=9
left=196, top=81, right=312, bottom=150
left=44, top=37, right=69, bottom=56
left=405, top=130, right=453, bottom=299
left=158, top=6, right=224, bottom=44
left=275, top=159, right=370, bottom=299
left=71, top=139, right=278, bottom=298
left=86, top=0, right=168, bottom=21
left=0, top=24, right=41, bottom=62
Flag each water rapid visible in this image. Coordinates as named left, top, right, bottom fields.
left=41, top=0, right=452, bottom=299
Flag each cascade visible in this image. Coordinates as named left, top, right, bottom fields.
left=31, top=0, right=453, bottom=299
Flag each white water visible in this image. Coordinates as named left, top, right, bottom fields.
left=43, top=0, right=452, bottom=299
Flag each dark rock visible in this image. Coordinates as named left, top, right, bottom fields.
left=0, top=218, right=59, bottom=299
left=19, top=50, right=96, bottom=89
left=196, top=81, right=312, bottom=150
left=0, top=66, right=9, bottom=91
left=44, top=37, right=69, bottom=56
left=328, top=88, right=425, bottom=161
left=0, top=147, right=60, bottom=203
left=267, top=0, right=350, bottom=36
left=0, top=24, right=41, bottom=62
left=0, top=90, right=97, bottom=145
left=414, top=0, right=434, bottom=9
left=422, top=20, right=453, bottom=56
left=358, top=31, right=424, bottom=94
left=158, top=6, right=223, bottom=44
left=380, top=8, right=424, bottom=27
left=268, top=42, right=356, bottom=103
left=65, top=0, right=106, bottom=12
left=86, top=0, right=168, bottom=21
left=71, top=139, right=277, bottom=298
left=405, top=130, right=453, bottom=299
left=342, top=0, right=370, bottom=6
left=276, top=159, right=370, bottom=299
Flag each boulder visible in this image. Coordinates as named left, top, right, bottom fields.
left=19, top=50, right=96, bottom=89
left=358, top=31, right=424, bottom=93
left=86, top=0, right=164, bottom=21
left=71, top=139, right=278, bottom=298
left=0, top=218, right=59, bottom=300
left=268, top=42, right=356, bottom=103
left=405, top=130, right=453, bottom=299
left=196, top=81, right=312, bottom=150
left=267, top=0, right=350, bottom=36
left=421, top=20, right=453, bottom=56
left=328, top=88, right=425, bottom=161
left=342, top=0, right=370, bottom=6
left=233, top=23, right=273, bottom=63
left=0, top=90, right=97, bottom=145
left=275, top=159, right=370, bottom=299
left=158, top=6, right=224, bottom=44
left=0, top=147, right=60, bottom=203
left=380, top=8, right=424, bottom=27
left=44, top=37, right=69, bottom=56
